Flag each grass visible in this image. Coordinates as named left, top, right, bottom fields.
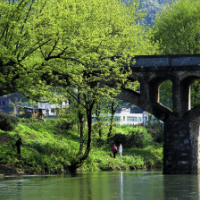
left=0, top=119, right=163, bottom=174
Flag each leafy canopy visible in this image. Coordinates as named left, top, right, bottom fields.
left=149, top=0, right=200, bottom=108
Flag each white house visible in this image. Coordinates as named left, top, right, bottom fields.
left=37, top=101, right=69, bottom=116
left=113, top=108, right=144, bottom=125
left=93, top=108, right=146, bottom=125
left=93, top=108, right=164, bottom=125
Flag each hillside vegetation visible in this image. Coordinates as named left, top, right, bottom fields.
left=0, top=119, right=163, bottom=174
left=123, top=0, right=173, bottom=26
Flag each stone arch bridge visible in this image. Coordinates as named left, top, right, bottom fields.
left=117, top=54, right=200, bottom=174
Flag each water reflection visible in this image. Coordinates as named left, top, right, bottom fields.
left=120, top=172, right=123, bottom=200
left=1, top=171, right=200, bottom=200
left=86, top=174, right=92, bottom=200
left=17, top=180, right=22, bottom=200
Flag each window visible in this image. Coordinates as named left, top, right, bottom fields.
left=51, top=108, right=55, bottom=113
left=127, top=117, right=137, bottom=122
left=138, top=117, right=142, bottom=122
left=123, top=116, right=125, bottom=121
left=2, top=101, right=5, bottom=106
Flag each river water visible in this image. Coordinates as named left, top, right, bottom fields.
left=0, top=170, right=199, bottom=200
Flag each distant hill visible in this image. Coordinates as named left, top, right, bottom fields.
left=122, top=0, right=175, bottom=27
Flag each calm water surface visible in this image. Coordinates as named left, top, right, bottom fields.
left=0, top=170, right=199, bottom=200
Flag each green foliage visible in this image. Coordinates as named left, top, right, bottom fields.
left=151, top=0, right=200, bottom=54
left=0, top=112, right=18, bottom=131
left=0, top=119, right=163, bottom=173
left=0, top=0, right=56, bottom=98
left=127, top=131, right=145, bottom=148
left=149, top=0, right=200, bottom=107
left=159, top=80, right=172, bottom=110
left=145, top=114, right=164, bottom=143
left=57, top=118, right=73, bottom=130
left=112, top=131, right=145, bottom=148
left=18, top=112, right=31, bottom=118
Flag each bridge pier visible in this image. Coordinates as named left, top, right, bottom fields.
left=117, top=54, right=200, bottom=174
left=164, top=120, right=200, bottom=174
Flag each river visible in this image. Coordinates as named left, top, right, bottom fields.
left=0, top=170, right=199, bottom=200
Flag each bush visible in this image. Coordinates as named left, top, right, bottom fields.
left=111, top=133, right=126, bottom=146
left=126, top=131, right=145, bottom=148
left=57, top=118, right=73, bottom=130
left=151, top=130, right=163, bottom=143
left=111, top=131, right=145, bottom=148
left=0, top=112, right=18, bottom=131
left=18, top=112, right=31, bottom=118
left=145, top=114, right=164, bottom=143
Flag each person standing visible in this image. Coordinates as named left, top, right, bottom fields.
left=112, top=144, right=118, bottom=158
left=119, top=143, right=123, bottom=158
left=16, top=138, right=22, bottom=155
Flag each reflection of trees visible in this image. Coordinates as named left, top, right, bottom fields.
left=17, top=180, right=22, bottom=200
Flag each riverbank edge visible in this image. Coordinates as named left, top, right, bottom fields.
left=0, top=163, right=162, bottom=176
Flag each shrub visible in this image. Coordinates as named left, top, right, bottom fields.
left=111, top=131, right=145, bottom=148
left=126, top=131, right=145, bottom=148
left=151, top=130, right=163, bottom=143
left=18, top=112, right=31, bottom=118
left=57, top=118, right=73, bottom=130
left=111, top=133, right=126, bottom=146
left=145, top=114, right=164, bottom=143
left=0, top=112, right=18, bottom=131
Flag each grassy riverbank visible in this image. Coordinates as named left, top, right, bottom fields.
left=0, top=119, right=163, bottom=174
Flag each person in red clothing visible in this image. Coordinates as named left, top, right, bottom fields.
left=112, top=144, right=118, bottom=158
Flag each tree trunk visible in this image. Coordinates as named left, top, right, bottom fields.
left=77, top=90, right=85, bottom=153
left=78, top=109, right=84, bottom=153
left=107, top=101, right=115, bottom=144
left=80, top=107, right=93, bottom=162
left=68, top=103, right=94, bottom=173
left=95, top=101, right=102, bottom=138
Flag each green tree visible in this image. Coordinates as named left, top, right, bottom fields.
left=149, top=0, right=200, bottom=108
left=0, top=0, right=59, bottom=98
left=0, top=0, right=160, bottom=172
left=46, top=0, right=160, bottom=172
left=0, top=0, right=160, bottom=101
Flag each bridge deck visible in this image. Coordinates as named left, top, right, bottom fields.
left=130, top=54, right=200, bottom=71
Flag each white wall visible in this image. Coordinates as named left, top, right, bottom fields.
left=38, top=101, right=69, bottom=116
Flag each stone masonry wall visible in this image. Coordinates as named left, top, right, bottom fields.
left=164, top=120, right=193, bottom=174
left=190, top=122, right=200, bottom=174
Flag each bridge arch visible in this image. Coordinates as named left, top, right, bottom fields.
left=180, top=76, right=200, bottom=113
left=149, top=77, right=173, bottom=105
left=179, top=72, right=200, bottom=82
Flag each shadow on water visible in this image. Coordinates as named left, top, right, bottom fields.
left=163, top=174, right=200, bottom=200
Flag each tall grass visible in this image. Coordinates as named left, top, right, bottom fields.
left=0, top=119, right=163, bottom=173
